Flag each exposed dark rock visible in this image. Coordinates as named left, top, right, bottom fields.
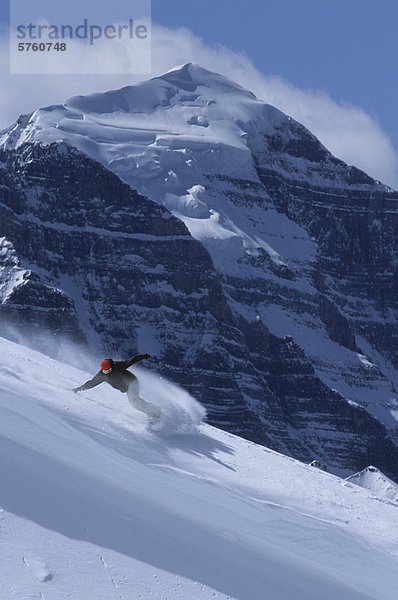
left=254, top=156, right=398, bottom=369
left=319, top=294, right=358, bottom=351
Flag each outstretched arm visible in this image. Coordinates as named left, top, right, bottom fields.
left=118, top=354, right=150, bottom=370
left=129, top=353, right=150, bottom=366
left=73, top=372, right=104, bottom=392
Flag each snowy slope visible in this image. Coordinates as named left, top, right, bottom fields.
left=1, top=336, right=398, bottom=600
left=0, top=62, right=276, bottom=180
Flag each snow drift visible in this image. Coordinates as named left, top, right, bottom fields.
left=136, top=367, right=206, bottom=434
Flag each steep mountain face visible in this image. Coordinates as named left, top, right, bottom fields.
left=252, top=121, right=398, bottom=375
left=1, top=63, right=398, bottom=479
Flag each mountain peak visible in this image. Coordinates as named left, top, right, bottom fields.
left=58, top=63, right=257, bottom=118
left=155, top=62, right=257, bottom=98
left=160, top=61, right=205, bottom=79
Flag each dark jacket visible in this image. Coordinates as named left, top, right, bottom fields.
left=76, top=354, right=149, bottom=393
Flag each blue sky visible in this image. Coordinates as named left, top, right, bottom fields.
left=1, top=1, right=398, bottom=186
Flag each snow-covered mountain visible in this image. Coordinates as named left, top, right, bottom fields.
left=1, top=63, right=398, bottom=479
left=346, top=466, right=398, bottom=503
left=1, top=334, right=398, bottom=600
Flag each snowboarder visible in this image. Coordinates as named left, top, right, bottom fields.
left=73, top=354, right=161, bottom=424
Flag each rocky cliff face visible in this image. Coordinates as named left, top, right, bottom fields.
left=252, top=123, right=398, bottom=369
left=0, top=142, right=273, bottom=443
left=0, top=235, right=81, bottom=343
left=1, top=64, right=398, bottom=480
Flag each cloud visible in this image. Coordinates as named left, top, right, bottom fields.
left=1, top=23, right=397, bottom=187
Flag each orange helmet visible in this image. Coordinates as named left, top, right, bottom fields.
left=100, top=358, right=113, bottom=374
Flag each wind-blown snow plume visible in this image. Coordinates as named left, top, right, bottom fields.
left=136, top=367, right=207, bottom=434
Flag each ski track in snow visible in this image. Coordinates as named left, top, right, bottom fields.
left=1, top=335, right=398, bottom=600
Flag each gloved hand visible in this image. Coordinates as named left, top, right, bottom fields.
left=143, top=353, right=151, bottom=359
left=72, top=387, right=81, bottom=393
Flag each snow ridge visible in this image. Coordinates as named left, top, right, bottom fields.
left=346, top=466, right=398, bottom=504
